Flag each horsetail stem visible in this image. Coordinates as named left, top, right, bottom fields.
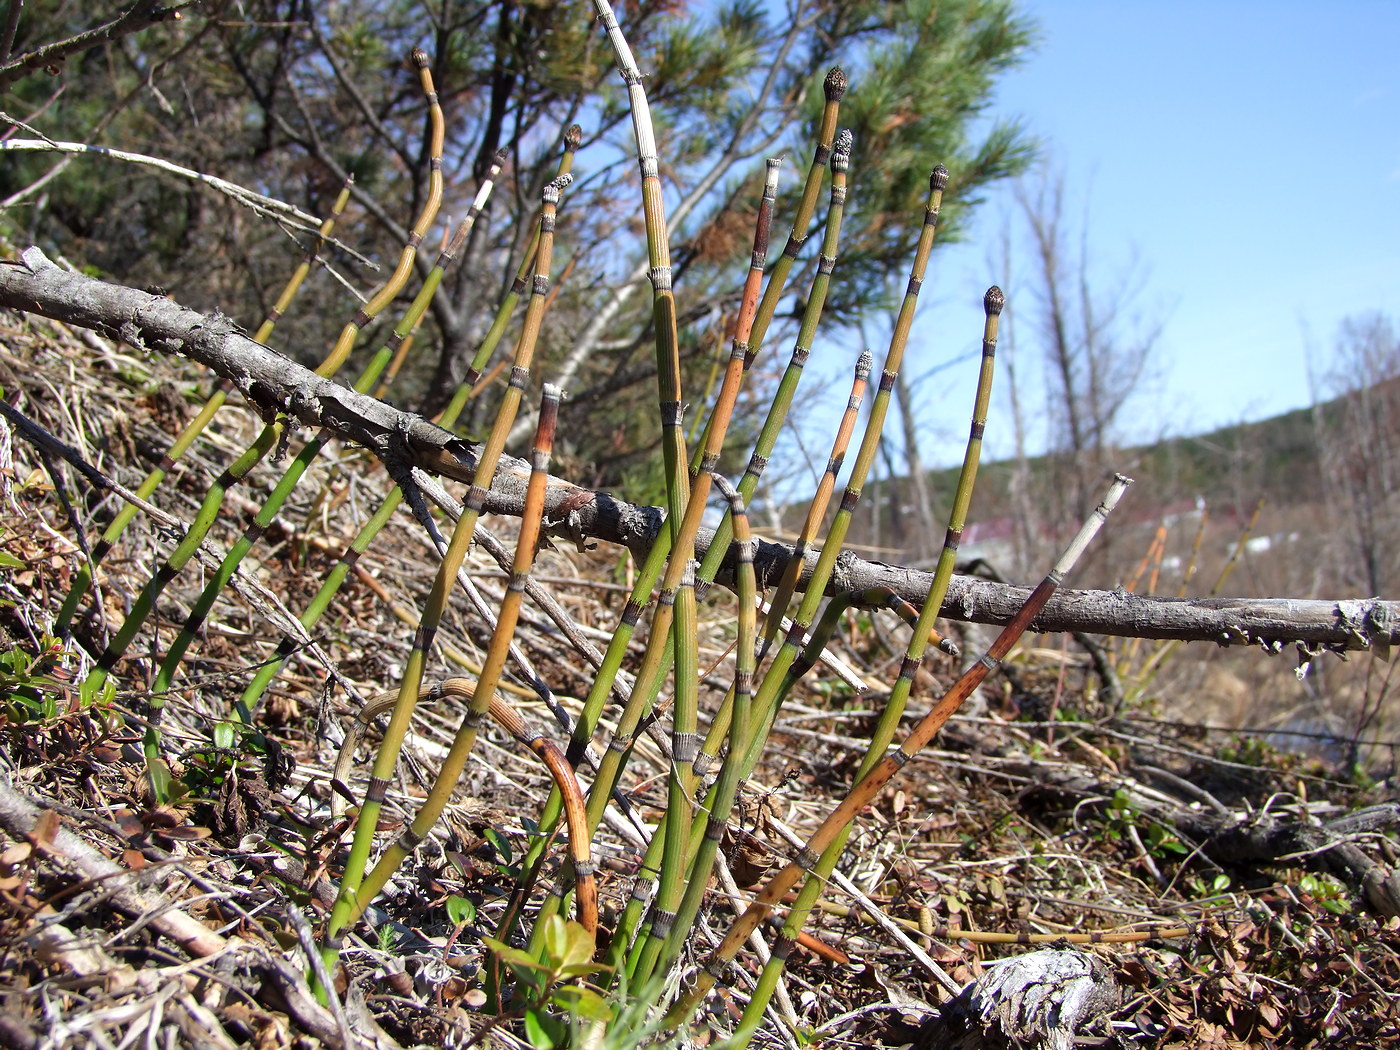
left=732, top=288, right=1005, bottom=1040
left=517, top=90, right=844, bottom=947
left=320, top=174, right=568, bottom=967
left=79, top=52, right=445, bottom=698
left=51, top=179, right=354, bottom=638
left=669, top=475, right=1132, bottom=1030
left=654, top=475, right=754, bottom=973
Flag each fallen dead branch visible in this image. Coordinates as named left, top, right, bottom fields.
left=1, top=248, right=1395, bottom=655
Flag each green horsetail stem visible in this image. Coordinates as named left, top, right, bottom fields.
left=668, top=475, right=1133, bottom=1032
left=531, top=63, right=840, bottom=972
left=522, top=0, right=697, bottom=969
left=142, top=194, right=500, bottom=799
left=652, top=475, right=754, bottom=976
left=592, top=0, right=687, bottom=534
left=616, top=158, right=789, bottom=982
left=79, top=50, right=444, bottom=698
left=52, top=179, right=354, bottom=638
left=733, top=288, right=1004, bottom=1041
left=319, top=174, right=570, bottom=974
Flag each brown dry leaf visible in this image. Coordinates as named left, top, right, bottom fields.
left=29, top=809, right=59, bottom=850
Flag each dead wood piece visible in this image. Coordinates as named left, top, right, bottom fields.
left=1, top=249, right=1397, bottom=653
left=1014, top=759, right=1400, bottom=917
left=917, top=948, right=1120, bottom=1050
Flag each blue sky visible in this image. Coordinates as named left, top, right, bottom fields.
left=887, top=0, right=1400, bottom=464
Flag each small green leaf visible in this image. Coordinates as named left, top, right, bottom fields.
left=484, top=826, right=513, bottom=866
left=559, top=920, right=597, bottom=973
left=212, top=720, right=236, bottom=750
left=445, top=894, right=476, bottom=926
left=0, top=552, right=26, bottom=570
left=542, top=913, right=569, bottom=967
left=523, top=1008, right=560, bottom=1050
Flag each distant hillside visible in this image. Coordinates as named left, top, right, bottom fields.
left=801, top=380, right=1395, bottom=586
left=927, top=400, right=1324, bottom=525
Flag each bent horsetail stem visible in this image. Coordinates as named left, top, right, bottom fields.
left=79, top=50, right=444, bottom=702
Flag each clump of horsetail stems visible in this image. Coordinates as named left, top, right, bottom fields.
left=319, top=172, right=570, bottom=974
left=500, top=154, right=784, bottom=952
left=78, top=49, right=444, bottom=699
left=236, top=131, right=582, bottom=722
left=512, top=69, right=836, bottom=880
left=667, top=474, right=1133, bottom=1037
left=51, top=177, right=354, bottom=639
left=690, top=164, right=954, bottom=802
left=136, top=161, right=503, bottom=800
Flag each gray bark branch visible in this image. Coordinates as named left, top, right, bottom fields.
left=1, top=248, right=1395, bottom=653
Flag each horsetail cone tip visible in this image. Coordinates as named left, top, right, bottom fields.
left=544, top=173, right=574, bottom=201
left=412, top=47, right=429, bottom=69
left=494, top=147, right=509, bottom=166
left=825, top=66, right=847, bottom=101
left=565, top=124, right=583, bottom=150
left=834, top=129, right=853, bottom=157
left=930, top=165, right=950, bottom=191
left=984, top=286, right=1005, bottom=315
left=856, top=349, right=874, bottom=377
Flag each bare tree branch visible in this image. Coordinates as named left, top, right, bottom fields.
left=0, top=248, right=1395, bottom=653
left=0, top=1, right=196, bottom=90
